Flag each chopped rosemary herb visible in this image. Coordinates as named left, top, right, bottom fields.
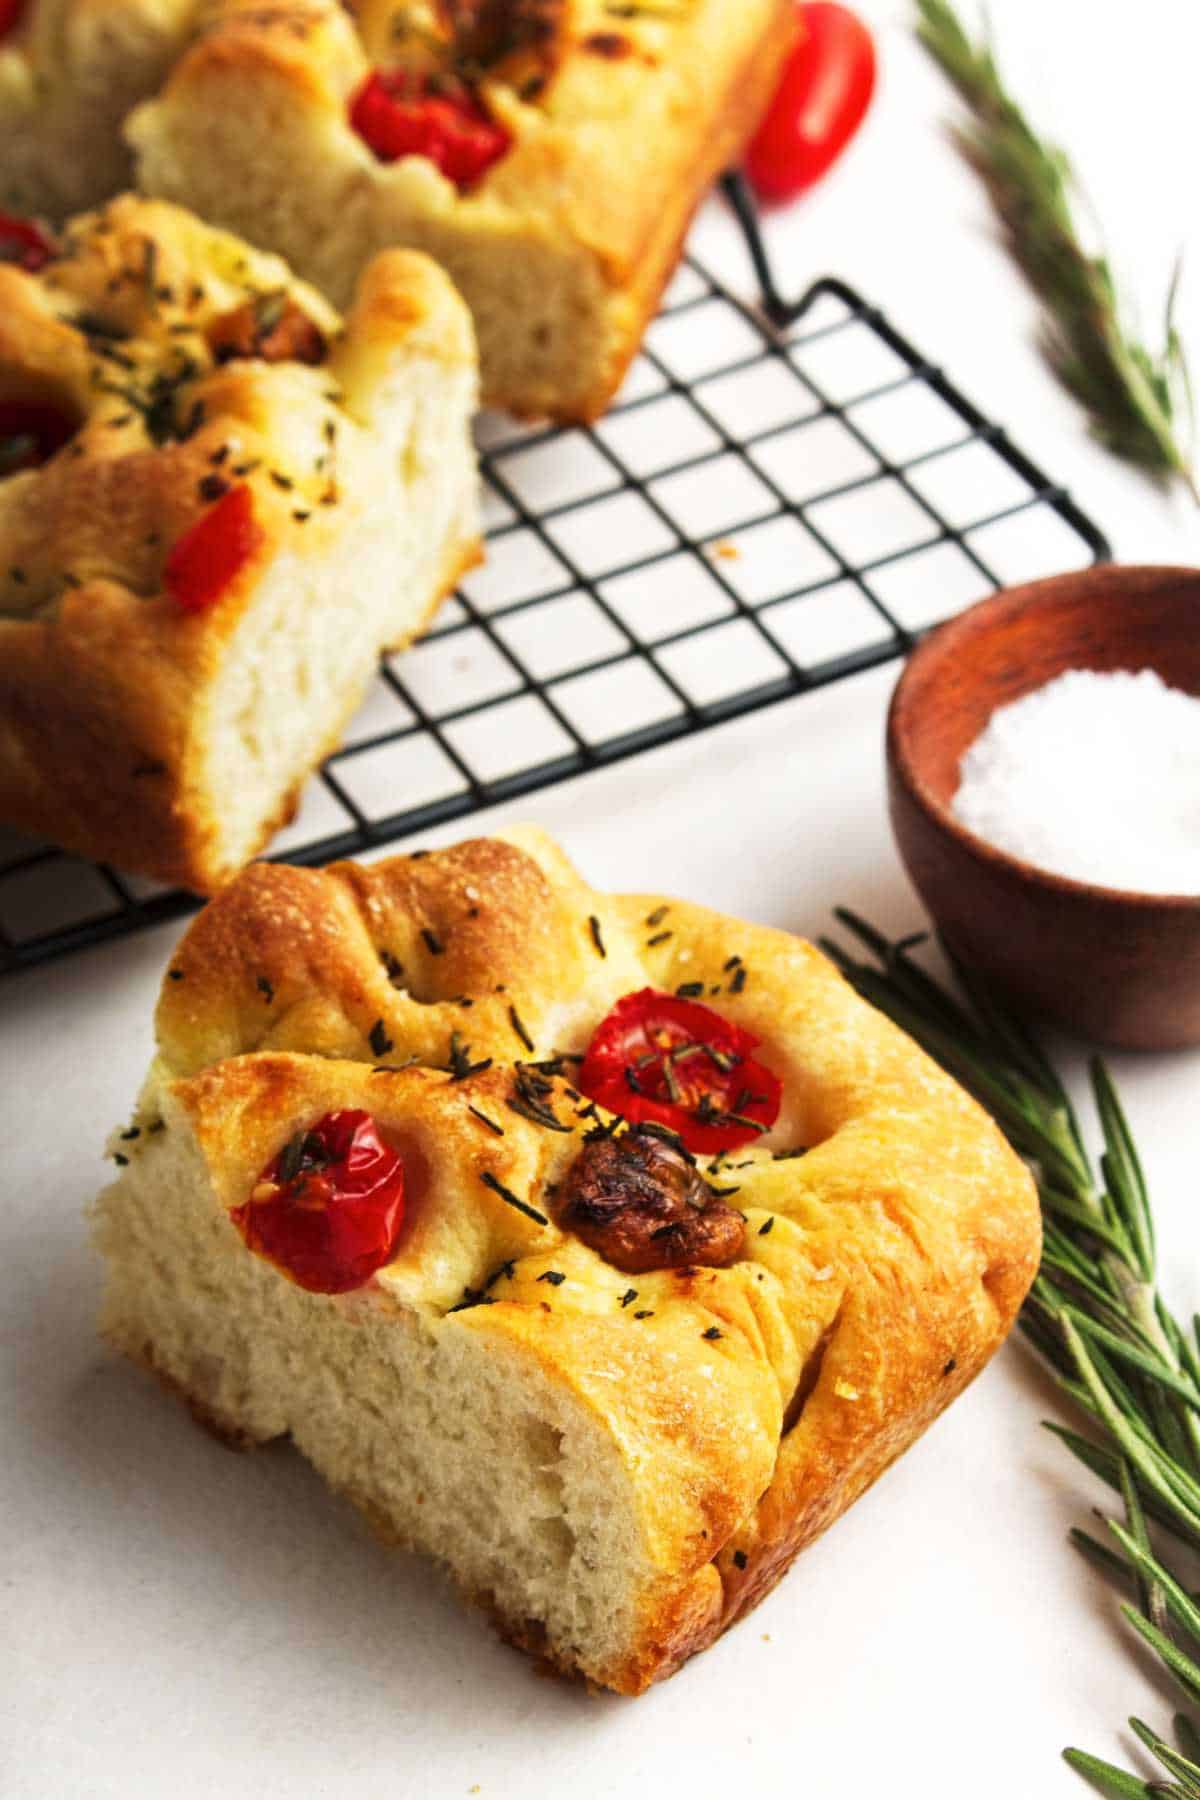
left=480, top=1170, right=548, bottom=1226
left=732, top=1550, right=748, bottom=1570
left=644, top=906, right=670, bottom=926
left=633, top=1310, right=654, bottom=1320
left=758, top=1216, right=775, bottom=1236
left=421, top=927, right=445, bottom=956
left=587, top=915, right=607, bottom=958
left=538, top=1271, right=566, bottom=1286
left=508, top=1004, right=534, bottom=1053
left=702, top=1326, right=722, bottom=1341
left=447, top=1287, right=495, bottom=1314
left=619, top=1288, right=638, bottom=1308
left=447, top=1031, right=492, bottom=1080
left=467, top=1104, right=505, bottom=1136
left=772, top=1147, right=808, bottom=1161
left=675, top=981, right=704, bottom=999
left=368, top=1019, right=394, bottom=1058
left=256, top=976, right=274, bottom=1003
left=646, top=931, right=673, bottom=947
left=730, top=965, right=747, bottom=994
left=508, top=1065, right=571, bottom=1133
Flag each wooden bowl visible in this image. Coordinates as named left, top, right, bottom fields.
left=887, top=565, right=1200, bottom=1050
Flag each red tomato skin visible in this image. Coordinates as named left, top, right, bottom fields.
left=577, top=988, right=782, bottom=1155
left=0, top=209, right=56, bottom=270
left=746, top=3, right=876, bottom=204
left=0, top=0, right=25, bottom=39
left=230, top=1110, right=407, bottom=1294
left=163, top=483, right=265, bottom=614
left=349, top=73, right=511, bottom=190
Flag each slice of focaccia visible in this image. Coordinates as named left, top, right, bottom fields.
left=93, top=826, right=1040, bottom=1693
left=0, top=195, right=479, bottom=890
left=128, top=0, right=798, bottom=420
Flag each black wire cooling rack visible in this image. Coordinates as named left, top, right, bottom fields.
left=0, top=186, right=1109, bottom=974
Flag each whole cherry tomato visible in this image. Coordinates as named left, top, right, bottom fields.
left=230, top=1110, right=407, bottom=1294
left=163, top=482, right=265, bottom=614
left=577, top=988, right=782, bottom=1155
left=349, top=72, right=511, bottom=190
left=746, top=2, right=876, bottom=204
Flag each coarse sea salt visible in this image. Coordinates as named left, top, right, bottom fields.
left=952, top=668, right=1200, bottom=896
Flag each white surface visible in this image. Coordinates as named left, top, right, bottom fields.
left=5, top=3, right=1200, bottom=1794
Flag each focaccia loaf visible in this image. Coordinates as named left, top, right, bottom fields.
left=0, top=195, right=479, bottom=890
left=128, top=0, right=798, bottom=419
left=0, top=0, right=199, bottom=219
left=92, top=826, right=1040, bottom=1692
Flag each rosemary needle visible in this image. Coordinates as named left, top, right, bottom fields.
left=914, top=0, right=1197, bottom=501
left=822, top=909, right=1200, bottom=1796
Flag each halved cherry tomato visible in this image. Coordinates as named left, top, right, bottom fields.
left=577, top=988, right=782, bottom=1155
left=0, top=399, right=76, bottom=474
left=0, top=210, right=56, bottom=271
left=349, top=71, right=511, bottom=189
left=0, top=0, right=26, bottom=39
left=163, top=483, right=265, bottom=614
left=746, top=3, right=876, bottom=204
left=230, top=1110, right=407, bottom=1294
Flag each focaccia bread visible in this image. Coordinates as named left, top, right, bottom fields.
left=0, top=0, right=198, bottom=220
left=0, top=195, right=479, bottom=891
left=128, top=0, right=798, bottom=419
left=92, top=826, right=1040, bottom=1693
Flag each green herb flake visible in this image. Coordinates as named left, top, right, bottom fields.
left=508, top=1004, right=534, bottom=1053
left=480, top=1170, right=548, bottom=1227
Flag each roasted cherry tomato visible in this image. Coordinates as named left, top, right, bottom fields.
left=0, top=0, right=26, bottom=40
left=0, top=399, right=76, bottom=474
left=577, top=988, right=782, bottom=1155
left=349, top=72, right=511, bottom=189
left=0, top=210, right=56, bottom=271
left=163, top=483, right=264, bottom=613
left=746, top=3, right=876, bottom=204
left=208, top=294, right=326, bottom=366
left=230, top=1110, right=407, bottom=1294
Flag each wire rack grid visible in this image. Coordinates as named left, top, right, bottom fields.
left=0, top=212, right=1108, bottom=974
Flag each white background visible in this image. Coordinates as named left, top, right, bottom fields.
left=5, top=1, right=1200, bottom=1794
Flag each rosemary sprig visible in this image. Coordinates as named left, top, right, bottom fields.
left=914, top=0, right=1197, bottom=499
left=821, top=909, right=1200, bottom=1796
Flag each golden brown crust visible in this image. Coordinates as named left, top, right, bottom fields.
left=0, top=196, right=480, bottom=888
left=126, top=826, right=1041, bottom=1692
left=129, top=0, right=799, bottom=419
